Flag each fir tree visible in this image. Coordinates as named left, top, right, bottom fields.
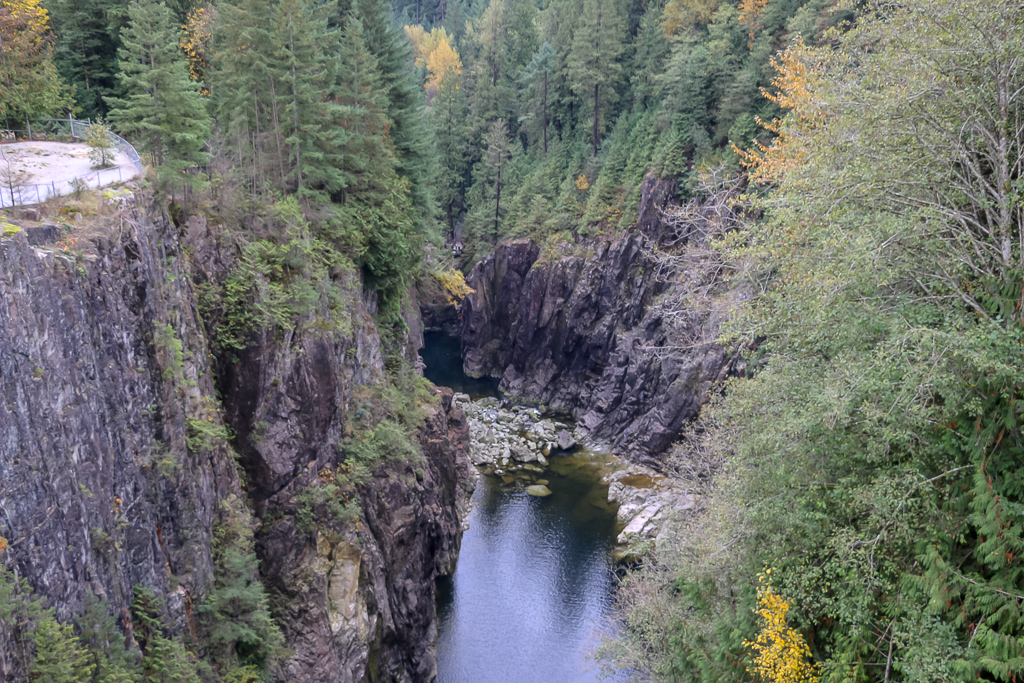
left=76, top=593, right=142, bottom=683
left=432, top=67, right=469, bottom=230
left=208, top=0, right=280, bottom=191
left=271, top=0, right=347, bottom=201
left=336, top=12, right=390, bottom=198
left=30, top=617, right=94, bottom=683
left=131, top=585, right=201, bottom=683
left=106, top=0, right=211, bottom=191
left=355, top=0, right=435, bottom=223
left=521, top=41, right=557, bottom=154
left=47, top=0, right=125, bottom=119
left=201, top=496, right=283, bottom=675
left=482, top=118, right=510, bottom=244
left=566, top=0, right=626, bottom=156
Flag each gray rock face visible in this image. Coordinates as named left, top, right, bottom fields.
left=0, top=207, right=471, bottom=683
left=461, top=231, right=739, bottom=461
left=0, top=207, right=240, bottom=678
left=253, top=390, right=471, bottom=683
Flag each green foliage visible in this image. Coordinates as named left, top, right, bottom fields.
left=614, top=0, right=1024, bottom=680
left=86, top=119, right=116, bottom=169
left=153, top=323, right=184, bottom=382
left=76, top=593, right=143, bottom=683
left=200, top=496, right=284, bottom=675
left=213, top=197, right=360, bottom=352
left=106, top=0, right=210, bottom=191
left=295, top=364, right=434, bottom=535
left=47, top=0, right=127, bottom=119
left=0, top=0, right=75, bottom=129
left=186, top=396, right=231, bottom=453
left=30, top=616, right=94, bottom=682
left=130, top=585, right=201, bottom=683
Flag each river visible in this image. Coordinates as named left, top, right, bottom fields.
left=422, top=332, right=626, bottom=683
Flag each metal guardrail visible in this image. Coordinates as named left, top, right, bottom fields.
left=0, top=117, right=143, bottom=208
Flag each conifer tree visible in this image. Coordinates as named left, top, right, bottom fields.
left=432, top=67, right=468, bottom=230
left=271, top=0, right=347, bottom=201
left=76, top=593, right=142, bottom=683
left=355, top=0, right=435, bottom=222
left=482, top=118, right=510, bottom=244
left=521, top=42, right=557, bottom=154
left=566, top=0, right=626, bottom=156
left=336, top=13, right=390, bottom=197
left=107, top=0, right=210, bottom=191
left=201, top=497, right=283, bottom=675
left=30, top=617, right=94, bottom=683
left=131, top=585, right=201, bottom=683
left=208, top=0, right=279, bottom=191
left=47, top=0, right=124, bottom=119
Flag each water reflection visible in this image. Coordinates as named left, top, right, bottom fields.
left=436, top=454, right=625, bottom=683
left=421, top=331, right=500, bottom=399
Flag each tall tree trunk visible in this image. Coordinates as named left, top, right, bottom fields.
left=268, top=80, right=287, bottom=188
left=149, top=44, right=162, bottom=166
left=592, top=83, right=599, bottom=157
left=542, top=72, right=548, bottom=155
left=289, top=26, right=301, bottom=192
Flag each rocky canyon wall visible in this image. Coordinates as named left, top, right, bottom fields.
left=0, top=204, right=469, bottom=683
left=460, top=183, right=741, bottom=461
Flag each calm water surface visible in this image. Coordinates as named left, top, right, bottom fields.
left=422, top=333, right=625, bottom=683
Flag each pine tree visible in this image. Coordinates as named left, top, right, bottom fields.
left=131, top=585, right=201, bottom=683
left=431, top=66, right=468, bottom=230
left=208, top=0, right=279, bottom=192
left=355, top=0, right=435, bottom=223
left=482, top=118, right=510, bottom=244
left=201, top=497, right=283, bottom=675
left=271, top=0, right=347, bottom=201
left=566, top=0, right=626, bottom=156
left=47, top=0, right=125, bottom=119
left=521, top=42, right=557, bottom=154
left=106, top=0, right=210, bottom=191
left=30, top=617, right=94, bottom=683
left=76, top=593, right=142, bottom=683
left=335, top=12, right=390, bottom=197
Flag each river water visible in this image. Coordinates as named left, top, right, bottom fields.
left=422, top=332, right=625, bottom=683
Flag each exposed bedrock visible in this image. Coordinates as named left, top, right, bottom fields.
left=0, top=206, right=471, bottom=683
left=461, top=230, right=739, bottom=461
left=0, top=206, right=241, bottom=678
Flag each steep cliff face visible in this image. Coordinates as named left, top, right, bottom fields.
left=461, top=230, right=738, bottom=460
left=0, top=205, right=470, bottom=682
left=0, top=206, right=241, bottom=678
left=253, top=391, right=470, bottom=683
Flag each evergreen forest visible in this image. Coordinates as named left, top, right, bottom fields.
left=1, top=0, right=1023, bottom=680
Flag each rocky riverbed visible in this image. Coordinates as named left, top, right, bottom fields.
left=452, top=393, right=698, bottom=559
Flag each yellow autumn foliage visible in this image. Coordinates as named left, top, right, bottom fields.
left=733, top=40, right=826, bottom=185
left=0, top=0, right=50, bottom=41
left=433, top=267, right=474, bottom=305
left=425, top=38, right=462, bottom=93
left=404, top=24, right=455, bottom=69
left=745, top=571, right=819, bottom=683
left=181, top=4, right=215, bottom=90
left=738, top=0, right=769, bottom=44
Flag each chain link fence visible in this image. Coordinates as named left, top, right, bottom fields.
left=0, top=117, right=143, bottom=208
